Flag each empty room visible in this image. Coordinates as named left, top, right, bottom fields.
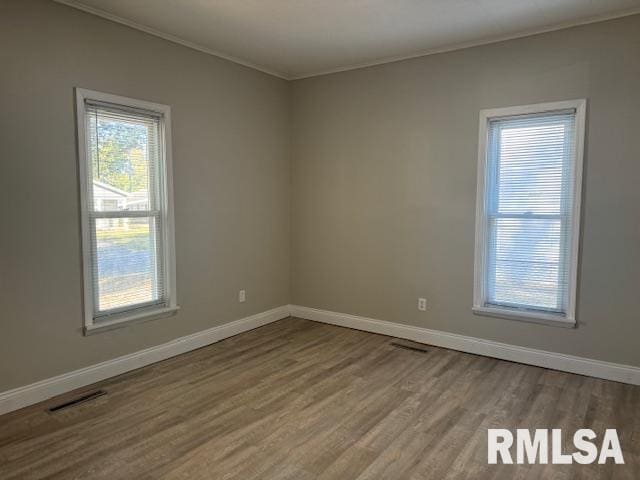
left=1, top=0, right=640, bottom=478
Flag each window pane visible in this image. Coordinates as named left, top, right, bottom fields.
left=496, top=122, right=567, bottom=215
left=87, top=106, right=159, bottom=212
left=93, top=216, right=163, bottom=313
left=488, top=217, right=565, bottom=311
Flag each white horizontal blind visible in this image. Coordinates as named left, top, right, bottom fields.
left=484, top=110, right=576, bottom=314
left=84, top=102, right=167, bottom=319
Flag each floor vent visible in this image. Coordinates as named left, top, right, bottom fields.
left=391, top=342, right=429, bottom=353
left=48, top=390, right=107, bottom=412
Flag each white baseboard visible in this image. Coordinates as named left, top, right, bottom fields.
left=290, top=305, right=640, bottom=386
left=0, top=305, right=290, bottom=416
left=3, top=304, right=637, bottom=416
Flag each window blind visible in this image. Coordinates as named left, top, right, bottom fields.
left=84, top=102, right=167, bottom=318
left=484, top=110, right=577, bottom=314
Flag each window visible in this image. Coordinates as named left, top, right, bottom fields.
left=473, top=100, right=586, bottom=326
left=76, top=89, right=177, bottom=333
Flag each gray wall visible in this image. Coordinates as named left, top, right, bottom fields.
left=0, top=0, right=291, bottom=391
left=291, top=15, right=640, bottom=367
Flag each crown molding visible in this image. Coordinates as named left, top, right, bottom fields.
left=53, top=0, right=292, bottom=80
left=53, top=3, right=640, bottom=80
left=289, top=8, right=640, bottom=79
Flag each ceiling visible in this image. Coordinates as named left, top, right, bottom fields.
left=56, top=0, right=640, bottom=79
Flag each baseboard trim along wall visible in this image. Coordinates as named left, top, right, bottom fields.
left=0, top=305, right=290, bottom=416
left=289, top=305, right=640, bottom=386
left=3, top=303, right=639, bottom=416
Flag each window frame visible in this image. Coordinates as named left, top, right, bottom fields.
left=75, top=88, right=178, bottom=334
left=473, top=99, right=586, bottom=328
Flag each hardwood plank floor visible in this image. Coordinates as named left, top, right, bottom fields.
left=1, top=317, right=638, bottom=479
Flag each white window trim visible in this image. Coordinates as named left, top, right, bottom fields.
left=473, top=99, right=586, bottom=328
left=75, top=88, right=178, bottom=334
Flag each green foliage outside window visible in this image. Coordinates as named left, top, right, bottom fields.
left=91, top=119, right=150, bottom=193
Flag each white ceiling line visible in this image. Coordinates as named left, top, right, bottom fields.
left=54, top=0, right=640, bottom=81
left=53, top=0, right=292, bottom=80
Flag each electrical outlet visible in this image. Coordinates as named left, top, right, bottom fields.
left=418, top=298, right=427, bottom=311
left=238, top=289, right=246, bottom=303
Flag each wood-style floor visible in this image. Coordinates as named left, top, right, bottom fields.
left=1, top=317, right=638, bottom=479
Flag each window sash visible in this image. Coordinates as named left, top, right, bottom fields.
left=88, top=211, right=165, bottom=318
left=89, top=210, right=160, bottom=219
left=485, top=213, right=568, bottom=314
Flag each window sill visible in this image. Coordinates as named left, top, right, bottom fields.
left=472, top=306, right=576, bottom=329
left=84, top=306, right=180, bottom=335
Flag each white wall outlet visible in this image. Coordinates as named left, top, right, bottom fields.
left=418, top=298, right=427, bottom=311
left=238, top=289, right=246, bottom=303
